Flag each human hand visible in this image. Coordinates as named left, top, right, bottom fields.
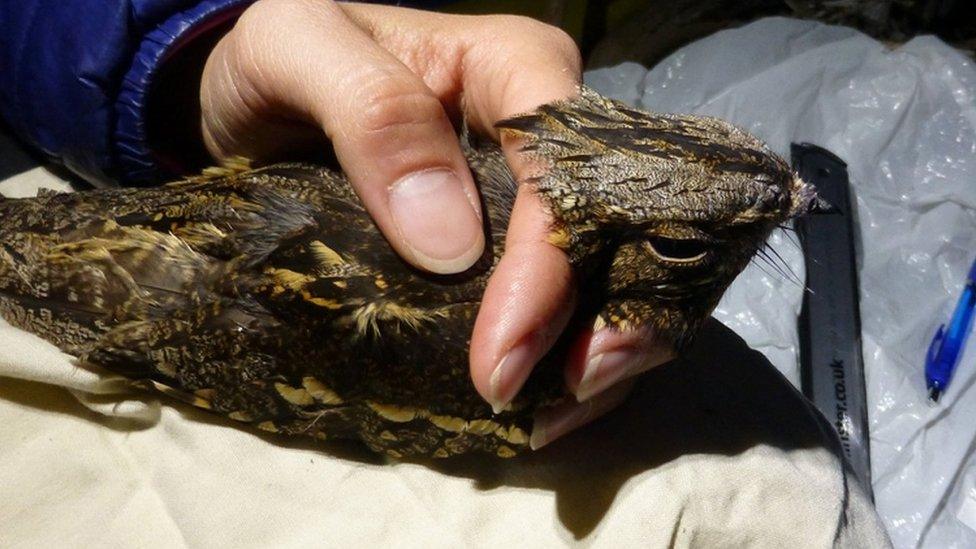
left=199, top=0, right=673, bottom=448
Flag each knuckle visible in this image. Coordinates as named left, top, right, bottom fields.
left=356, top=79, right=446, bottom=137
left=226, top=32, right=270, bottom=99
left=484, top=16, right=582, bottom=72
left=538, top=26, right=582, bottom=71
left=540, top=24, right=577, bottom=54
left=230, top=0, right=335, bottom=97
left=243, top=0, right=317, bottom=22
left=231, top=2, right=277, bottom=65
left=235, top=0, right=277, bottom=40
left=235, top=0, right=334, bottom=57
left=485, top=14, right=541, bottom=34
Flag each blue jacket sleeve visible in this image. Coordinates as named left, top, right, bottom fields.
left=0, top=0, right=253, bottom=186
left=0, top=0, right=447, bottom=186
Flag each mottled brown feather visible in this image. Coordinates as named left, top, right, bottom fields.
left=0, top=87, right=815, bottom=457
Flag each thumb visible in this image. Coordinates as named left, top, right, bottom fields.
left=200, top=0, right=485, bottom=274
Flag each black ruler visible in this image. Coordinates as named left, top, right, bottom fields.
left=792, top=143, right=872, bottom=495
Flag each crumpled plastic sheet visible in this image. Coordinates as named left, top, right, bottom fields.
left=586, top=17, right=976, bottom=548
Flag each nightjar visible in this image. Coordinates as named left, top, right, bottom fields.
left=0, top=88, right=819, bottom=458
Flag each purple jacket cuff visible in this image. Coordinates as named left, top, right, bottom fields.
left=114, top=0, right=252, bottom=184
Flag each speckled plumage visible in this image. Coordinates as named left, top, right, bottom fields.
left=0, top=88, right=816, bottom=458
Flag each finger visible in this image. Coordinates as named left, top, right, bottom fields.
left=530, top=376, right=637, bottom=450
left=563, top=325, right=675, bottom=403
left=455, top=20, right=581, bottom=409
left=468, top=184, right=576, bottom=412
left=224, top=0, right=485, bottom=274
left=467, top=140, right=577, bottom=411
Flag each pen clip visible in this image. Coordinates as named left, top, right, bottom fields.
left=926, top=324, right=946, bottom=369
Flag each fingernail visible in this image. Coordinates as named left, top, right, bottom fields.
left=530, top=399, right=593, bottom=450
left=489, top=332, right=545, bottom=414
left=575, top=349, right=646, bottom=403
left=531, top=379, right=637, bottom=450
left=389, top=169, right=484, bottom=274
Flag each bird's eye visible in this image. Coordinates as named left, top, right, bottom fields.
left=644, top=236, right=710, bottom=264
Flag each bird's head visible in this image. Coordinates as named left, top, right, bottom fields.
left=497, top=87, right=823, bottom=349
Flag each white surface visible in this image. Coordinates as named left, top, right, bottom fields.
left=0, top=17, right=906, bottom=549
left=588, top=17, right=976, bottom=548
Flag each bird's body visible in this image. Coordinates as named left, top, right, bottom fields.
left=0, top=89, right=815, bottom=457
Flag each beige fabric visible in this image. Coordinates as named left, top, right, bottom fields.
left=0, top=148, right=890, bottom=548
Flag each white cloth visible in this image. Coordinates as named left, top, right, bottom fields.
left=0, top=320, right=887, bottom=547
left=0, top=19, right=894, bottom=548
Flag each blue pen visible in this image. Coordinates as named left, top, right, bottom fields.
left=926, top=256, right=976, bottom=402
